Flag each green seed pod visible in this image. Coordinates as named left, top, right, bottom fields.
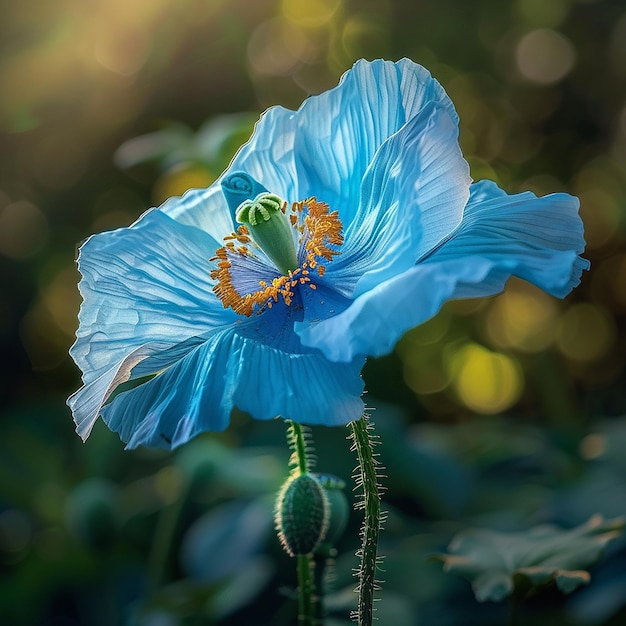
left=275, top=473, right=329, bottom=557
left=236, top=192, right=298, bottom=274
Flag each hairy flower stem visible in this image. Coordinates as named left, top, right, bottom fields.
left=297, top=553, right=315, bottom=626
left=350, top=416, right=383, bottom=626
left=286, top=420, right=316, bottom=625
left=312, top=552, right=328, bottom=622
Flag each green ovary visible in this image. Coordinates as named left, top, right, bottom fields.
left=236, top=193, right=299, bottom=275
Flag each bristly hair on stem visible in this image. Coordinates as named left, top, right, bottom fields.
left=286, top=420, right=316, bottom=476
left=349, top=414, right=386, bottom=626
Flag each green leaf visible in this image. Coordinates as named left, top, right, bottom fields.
left=114, top=123, right=195, bottom=169
left=435, top=515, right=624, bottom=603
left=113, top=113, right=257, bottom=172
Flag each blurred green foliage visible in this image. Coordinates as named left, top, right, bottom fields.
left=436, top=515, right=624, bottom=603
left=1, top=0, right=626, bottom=624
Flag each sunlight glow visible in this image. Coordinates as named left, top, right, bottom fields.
left=449, top=344, right=524, bottom=414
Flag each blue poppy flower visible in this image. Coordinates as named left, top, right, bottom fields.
left=68, top=59, right=589, bottom=449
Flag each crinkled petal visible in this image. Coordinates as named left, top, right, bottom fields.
left=71, top=210, right=230, bottom=379
left=68, top=209, right=236, bottom=439
left=227, top=59, right=458, bottom=227
left=158, top=185, right=234, bottom=242
left=100, top=331, right=233, bottom=449
left=298, top=261, right=493, bottom=361
left=423, top=180, right=589, bottom=297
left=231, top=325, right=365, bottom=429
left=327, top=101, right=470, bottom=297
left=293, top=58, right=459, bottom=224
left=101, top=324, right=365, bottom=449
left=226, top=105, right=299, bottom=202
left=68, top=338, right=205, bottom=441
left=297, top=180, right=588, bottom=361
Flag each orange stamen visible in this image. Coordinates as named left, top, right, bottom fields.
left=211, top=198, right=343, bottom=316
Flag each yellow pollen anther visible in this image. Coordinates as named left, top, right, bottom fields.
left=210, top=198, right=343, bottom=316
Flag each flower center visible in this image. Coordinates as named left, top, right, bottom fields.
left=236, top=192, right=299, bottom=275
left=211, top=174, right=343, bottom=317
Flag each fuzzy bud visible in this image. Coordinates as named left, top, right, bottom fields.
left=275, top=473, right=329, bottom=557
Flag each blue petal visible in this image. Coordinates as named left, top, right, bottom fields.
left=423, top=180, right=590, bottom=297
left=297, top=180, right=588, bottom=362
left=226, top=105, right=300, bottom=202
left=295, top=59, right=460, bottom=220
left=101, top=332, right=233, bottom=449
left=327, top=101, right=470, bottom=297
left=297, top=261, right=491, bottom=361
left=158, top=185, right=235, bottom=242
left=228, top=59, right=458, bottom=226
left=68, top=209, right=236, bottom=440
left=101, top=323, right=365, bottom=449
left=68, top=337, right=215, bottom=443
left=221, top=171, right=269, bottom=222
left=232, top=323, right=365, bottom=428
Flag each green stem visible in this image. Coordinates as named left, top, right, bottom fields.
left=297, top=553, right=315, bottom=626
left=312, top=552, right=328, bottom=622
left=286, top=420, right=316, bottom=625
left=350, top=416, right=382, bottom=626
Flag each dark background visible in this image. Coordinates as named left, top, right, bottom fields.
left=1, top=1, right=625, bottom=624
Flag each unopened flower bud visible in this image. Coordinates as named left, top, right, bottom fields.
left=275, top=473, right=329, bottom=557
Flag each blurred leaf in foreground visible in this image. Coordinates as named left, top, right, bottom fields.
left=435, top=515, right=624, bottom=603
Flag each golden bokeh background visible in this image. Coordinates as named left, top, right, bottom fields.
left=1, top=2, right=626, bottom=623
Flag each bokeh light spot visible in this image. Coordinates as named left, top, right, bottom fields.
left=484, top=281, right=558, bottom=352
left=0, top=201, right=49, bottom=260
left=556, top=303, right=616, bottom=363
left=404, top=359, right=451, bottom=396
left=93, top=23, right=151, bottom=76
left=614, top=256, right=626, bottom=310
left=397, top=311, right=452, bottom=355
left=516, top=29, right=576, bottom=84
left=516, top=0, right=569, bottom=28
left=153, top=164, right=215, bottom=205
left=576, top=188, right=621, bottom=250
left=341, top=16, right=389, bottom=61
left=579, top=433, right=606, bottom=460
left=20, top=264, right=82, bottom=371
left=397, top=313, right=453, bottom=396
left=248, top=18, right=313, bottom=77
left=446, top=298, right=488, bottom=316
left=91, top=187, right=145, bottom=232
left=40, top=266, right=83, bottom=337
left=282, top=0, right=341, bottom=27
left=154, top=466, right=184, bottom=505
left=589, top=254, right=626, bottom=312
left=448, top=344, right=524, bottom=414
